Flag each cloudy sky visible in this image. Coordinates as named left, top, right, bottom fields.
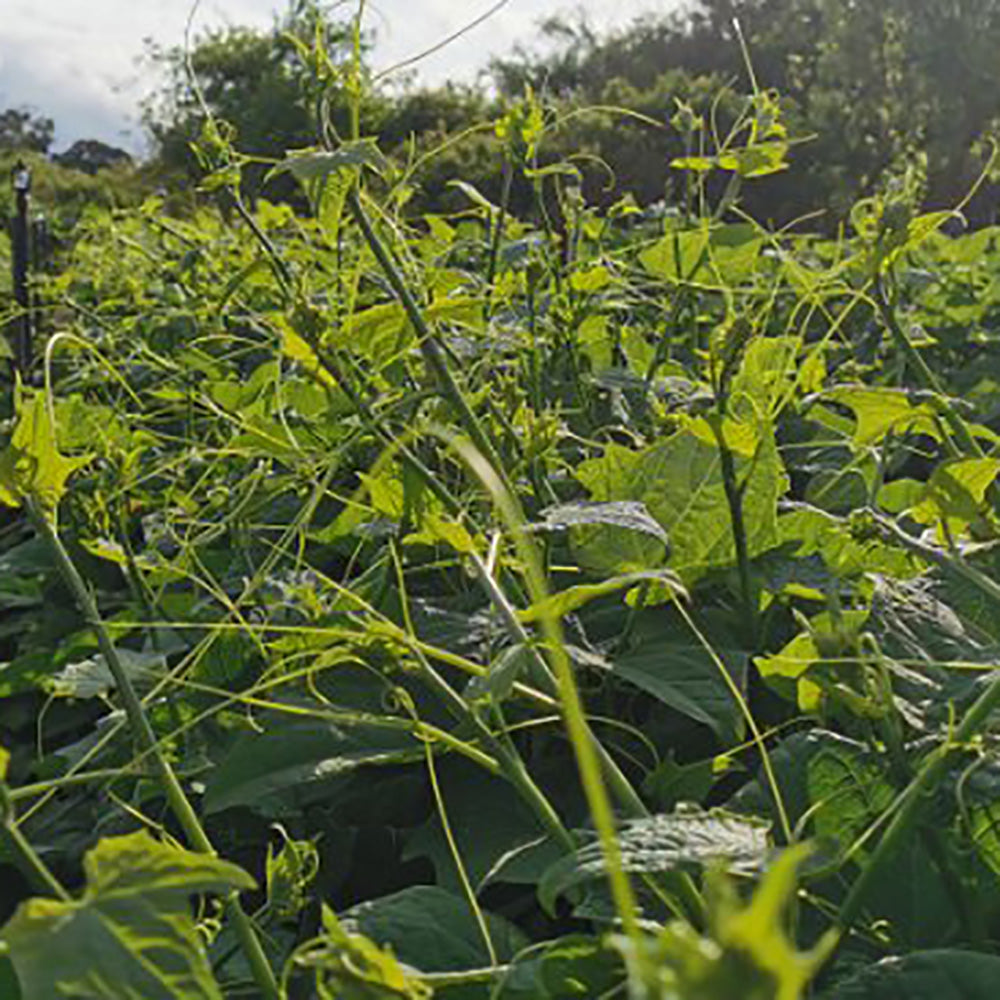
left=0, top=0, right=671, bottom=154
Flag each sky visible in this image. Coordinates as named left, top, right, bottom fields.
left=0, top=0, right=671, bottom=155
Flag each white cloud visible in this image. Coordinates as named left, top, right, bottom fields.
left=0, top=0, right=671, bottom=154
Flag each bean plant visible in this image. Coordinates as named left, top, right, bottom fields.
left=3, top=20, right=1000, bottom=1000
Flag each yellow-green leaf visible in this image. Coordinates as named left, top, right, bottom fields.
left=0, top=390, right=91, bottom=512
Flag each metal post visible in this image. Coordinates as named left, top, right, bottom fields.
left=31, top=213, right=48, bottom=344
left=10, top=160, right=32, bottom=376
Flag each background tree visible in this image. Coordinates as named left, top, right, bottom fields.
left=52, top=140, right=132, bottom=176
left=0, top=108, right=54, bottom=154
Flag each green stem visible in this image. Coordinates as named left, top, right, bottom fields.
left=345, top=187, right=514, bottom=498
left=873, top=276, right=982, bottom=459
left=485, top=161, right=513, bottom=319
left=2, top=803, right=70, bottom=901
left=716, top=425, right=758, bottom=649
left=454, top=440, right=646, bottom=955
left=839, top=659, right=1000, bottom=931
left=871, top=510, right=1000, bottom=609
left=469, top=552, right=648, bottom=819
left=25, top=498, right=280, bottom=1000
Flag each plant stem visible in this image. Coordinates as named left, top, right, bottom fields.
left=2, top=809, right=70, bottom=901
left=345, top=187, right=514, bottom=497
left=873, top=276, right=983, bottom=459
left=715, top=423, right=758, bottom=649
left=25, top=497, right=280, bottom=1000
left=839, top=661, right=1000, bottom=931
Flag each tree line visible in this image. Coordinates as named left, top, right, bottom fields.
left=5, top=0, right=1000, bottom=228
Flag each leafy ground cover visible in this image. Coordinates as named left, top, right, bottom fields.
left=5, top=44, right=1000, bottom=1000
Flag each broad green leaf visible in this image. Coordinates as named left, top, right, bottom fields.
left=672, top=142, right=789, bottom=179
left=910, top=457, right=1000, bottom=540
left=0, top=831, right=254, bottom=1000
left=535, top=500, right=670, bottom=546
left=341, top=885, right=529, bottom=973
left=755, top=610, right=869, bottom=712
left=402, top=760, right=562, bottom=894
left=0, top=390, right=91, bottom=511
left=496, top=935, right=624, bottom=999
left=47, top=648, right=165, bottom=699
left=403, top=513, right=477, bottom=555
left=535, top=935, right=624, bottom=998
left=204, top=717, right=422, bottom=815
left=778, top=504, right=921, bottom=579
left=820, top=387, right=943, bottom=448
left=577, top=418, right=786, bottom=583
left=569, top=265, right=612, bottom=293
left=539, top=808, right=770, bottom=913
left=805, top=744, right=894, bottom=847
left=285, top=140, right=390, bottom=182
left=876, top=478, right=925, bottom=514
left=333, top=296, right=482, bottom=365
left=822, top=950, right=1000, bottom=999
left=644, top=754, right=727, bottom=812
left=640, top=224, right=762, bottom=287
left=718, top=140, right=790, bottom=178
left=278, top=319, right=338, bottom=387
left=611, top=621, right=747, bottom=742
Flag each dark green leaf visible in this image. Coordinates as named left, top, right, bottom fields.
left=539, top=808, right=770, bottom=913
left=0, top=831, right=253, bottom=1000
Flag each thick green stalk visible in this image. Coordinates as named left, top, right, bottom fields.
left=345, top=187, right=515, bottom=498
left=454, top=440, right=646, bottom=954
left=469, top=551, right=648, bottom=818
left=837, top=513, right=1000, bottom=931
left=25, top=498, right=280, bottom=1000
left=874, top=276, right=983, bottom=459
left=839, top=666, right=1000, bottom=930
left=711, top=414, right=758, bottom=650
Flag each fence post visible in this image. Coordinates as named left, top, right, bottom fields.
left=10, top=160, right=33, bottom=377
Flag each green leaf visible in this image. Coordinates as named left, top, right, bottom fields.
left=299, top=905, right=432, bottom=1000
left=820, top=386, right=943, bottom=448
left=204, top=717, right=422, bottom=815
left=640, top=224, right=762, bottom=288
left=718, top=141, right=790, bottom=178
left=755, top=610, right=869, bottom=712
left=611, top=619, right=747, bottom=742
left=285, top=140, right=390, bottom=182
left=577, top=418, right=786, bottom=583
left=910, top=457, right=1000, bottom=540
left=0, top=389, right=91, bottom=511
left=342, top=886, right=529, bottom=973
left=672, top=142, right=789, bottom=179
left=497, top=935, right=624, bottom=999
left=266, top=826, right=320, bottom=920
left=0, top=831, right=254, bottom=1000
left=569, top=265, right=612, bottom=293
left=778, top=504, right=921, bottom=580
left=446, top=179, right=500, bottom=216
left=539, top=808, right=770, bottom=913
left=614, top=846, right=830, bottom=1000
left=47, top=648, right=165, bottom=699
left=535, top=500, right=670, bottom=547
left=518, top=570, right=684, bottom=623
left=822, top=950, right=1000, bottom=999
